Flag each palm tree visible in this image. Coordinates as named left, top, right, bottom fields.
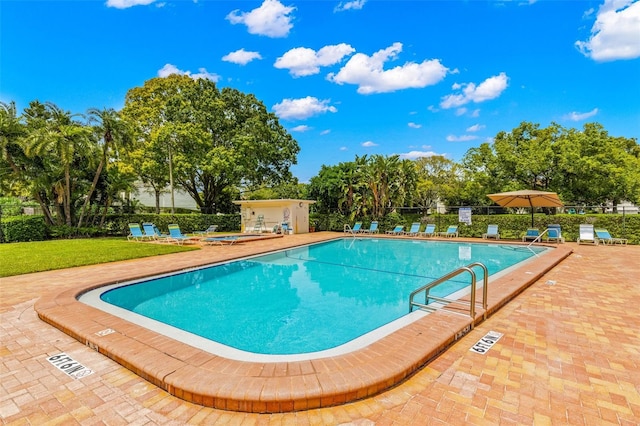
left=24, top=103, right=91, bottom=226
left=77, top=108, right=133, bottom=228
left=0, top=101, right=26, bottom=176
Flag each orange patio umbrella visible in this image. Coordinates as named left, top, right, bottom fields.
left=487, top=190, right=564, bottom=227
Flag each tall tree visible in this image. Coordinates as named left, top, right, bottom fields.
left=122, top=75, right=299, bottom=214
left=77, top=108, right=133, bottom=227
left=24, top=102, right=92, bottom=226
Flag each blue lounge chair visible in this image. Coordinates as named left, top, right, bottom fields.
left=438, top=225, right=458, bottom=238
left=419, top=224, right=436, bottom=237
left=386, top=225, right=404, bottom=235
left=361, top=221, right=379, bottom=234
left=404, top=222, right=421, bottom=236
left=482, top=224, right=500, bottom=240
left=167, top=224, right=198, bottom=245
left=595, top=228, right=627, bottom=245
left=545, top=224, right=564, bottom=243
left=202, top=235, right=238, bottom=245
left=522, top=228, right=540, bottom=242
left=142, top=222, right=168, bottom=242
left=127, top=223, right=150, bottom=241
left=195, top=225, right=218, bottom=236
left=344, top=222, right=362, bottom=234
left=577, top=224, right=598, bottom=245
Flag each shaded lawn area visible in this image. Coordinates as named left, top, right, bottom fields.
left=0, top=238, right=198, bottom=277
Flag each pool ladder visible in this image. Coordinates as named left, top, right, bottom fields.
left=409, top=262, right=488, bottom=328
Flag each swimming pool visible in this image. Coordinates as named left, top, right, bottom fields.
left=81, top=238, right=546, bottom=359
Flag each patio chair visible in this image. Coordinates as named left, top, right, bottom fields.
left=361, top=221, right=379, bottom=234
left=195, top=224, right=218, bottom=236
left=202, top=236, right=238, bottom=246
left=577, top=224, right=598, bottom=245
left=438, top=225, right=458, bottom=238
left=167, top=224, right=198, bottom=245
left=404, top=222, right=421, bottom=236
left=127, top=223, right=151, bottom=242
left=545, top=224, right=564, bottom=243
left=385, top=225, right=404, bottom=235
left=344, top=222, right=362, bottom=234
left=418, top=224, right=436, bottom=237
left=595, top=228, right=627, bottom=245
left=522, top=228, right=540, bottom=242
left=142, top=222, right=169, bottom=242
left=482, top=224, right=500, bottom=240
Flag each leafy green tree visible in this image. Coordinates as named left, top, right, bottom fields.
left=122, top=75, right=299, bottom=214
left=554, top=123, right=640, bottom=207
left=492, top=121, right=561, bottom=191
left=413, top=155, right=461, bottom=209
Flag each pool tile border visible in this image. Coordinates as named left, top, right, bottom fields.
left=34, top=236, right=572, bottom=413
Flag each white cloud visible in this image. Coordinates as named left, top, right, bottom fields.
left=362, top=141, right=378, bottom=147
left=106, top=0, right=156, bottom=8
left=440, top=72, right=509, bottom=109
left=222, top=49, right=262, bottom=65
left=327, top=42, right=449, bottom=94
left=408, top=122, right=422, bottom=129
left=272, top=96, right=337, bottom=120
left=274, top=44, right=355, bottom=77
left=564, top=108, right=599, bottom=121
left=446, top=134, right=479, bottom=142
left=576, top=0, right=640, bottom=61
left=157, top=64, right=221, bottom=82
left=226, top=0, right=295, bottom=38
left=398, top=150, right=438, bottom=159
left=321, top=129, right=331, bottom=135
left=466, top=124, right=486, bottom=132
left=339, top=146, right=348, bottom=151
left=291, top=125, right=311, bottom=132
left=335, top=0, right=366, bottom=12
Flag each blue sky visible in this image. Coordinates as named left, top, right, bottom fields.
left=2, top=0, right=639, bottom=183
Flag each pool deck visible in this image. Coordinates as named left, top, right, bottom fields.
left=2, top=233, right=639, bottom=424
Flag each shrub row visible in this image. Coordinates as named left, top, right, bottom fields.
left=2, top=212, right=638, bottom=244
left=103, top=213, right=241, bottom=236
left=1, top=216, right=47, bottom=242
left=312, top=212, right=640, bottom=244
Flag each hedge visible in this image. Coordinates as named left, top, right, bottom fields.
left=103, top=213, right=241, bottom=237
left=1, top=216, right=47, bottom=242
left=311, top=212, right=640, bottom=244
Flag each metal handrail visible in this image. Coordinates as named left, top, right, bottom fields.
left=409, top=262, right=489, bottom=326
left=526, top=228, right=549, bottom=247
left=343, top=224, right=359, bottom=238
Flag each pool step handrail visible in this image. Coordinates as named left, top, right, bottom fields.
left=343, top=224, right=358, bottom=238
left=409, top=262, right=489, bottom=327
left=526, top=228, right=549, bottom=247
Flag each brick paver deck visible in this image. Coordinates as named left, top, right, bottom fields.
left=1, top=233, right=639, bottom=424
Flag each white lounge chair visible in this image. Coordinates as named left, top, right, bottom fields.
left=482, top=224, right=500, bottom=240
left=577, top=224, right=598, bottom=245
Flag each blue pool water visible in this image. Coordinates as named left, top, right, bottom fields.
left=97, top=238, right=545, bottom=355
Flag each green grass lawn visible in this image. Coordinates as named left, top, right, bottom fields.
left=0, top=238, right=199, bottom=277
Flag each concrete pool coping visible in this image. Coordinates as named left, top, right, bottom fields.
left=34, top=233, right=572, bottom=413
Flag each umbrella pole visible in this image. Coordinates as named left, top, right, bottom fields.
left=529, top=198, right=534, bottom=228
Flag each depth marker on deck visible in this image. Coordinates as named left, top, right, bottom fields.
left=470, top=331, right=503, bottom=354
left=47, top=353, right=94, bottom=379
